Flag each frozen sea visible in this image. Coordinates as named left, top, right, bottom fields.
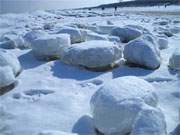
left=0, top=4, right=180, bottom=135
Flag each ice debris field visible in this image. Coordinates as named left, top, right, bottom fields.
left=0, top=6, right=180, bottom=135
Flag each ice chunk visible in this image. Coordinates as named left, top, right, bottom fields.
left=90, top=76, right=158, bottom=135
left=158, top=37, right=168, bottom=50
left=57, top=27, right=84, bottom=44
left=23, top=30, right=48, bottom=48
left=0, top=66, right=15, bottom=89
left=131, top=107, right=167, bottom=135
left=61, top=40, right=122, bottom=71
left=169, top=49, right=180, bottom=71
left=111, top=27, right=142, bottom=43
left=32, top=34, right=70, bottom=61
left=0, top=49, right=21, bottom=76
left=124, top=34, right=161, bottom=69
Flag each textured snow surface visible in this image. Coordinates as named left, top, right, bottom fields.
left=0, top=6, right=180, bottom=135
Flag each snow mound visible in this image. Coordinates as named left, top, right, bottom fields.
left=0, top=66, right=15, bottom=89
left=169, top=49, right=180, bottom=70
left=131, top=107, right=167, bottom=135
left=38, top=130, right=78, bottom=135
left=90, top=76, right=158, bottom=135
left=124, top=34, right=161, bottom=69
left=61, top=40, right=122, bottom=71
left=158, top=37, right=168, bottom=50
left=32, top=34, right=70, bottom=61
left=57, top=27, right=84, bottom=44
left=0, top=49, right=21, bottom=76
left=111, top=26, right=142, bottom=43
left=23, top=30, right=48, bottom=48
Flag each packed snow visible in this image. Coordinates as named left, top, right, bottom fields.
left=0, top=5, right=180, bottom=135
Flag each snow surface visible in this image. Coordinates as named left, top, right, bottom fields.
left=0, top=6, right=180, bottom=135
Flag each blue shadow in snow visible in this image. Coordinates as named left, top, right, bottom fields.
left=51, top=61, right=103, bottom=81
left=18, top=50, right=45, bottom=70
left=72, top=115, right=96, bottom=135
left=112, top=65, right=154, bottom=79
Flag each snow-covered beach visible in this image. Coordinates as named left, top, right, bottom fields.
left=0, top=5, right=180, bottom=135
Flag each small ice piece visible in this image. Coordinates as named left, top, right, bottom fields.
left=169, top=49, right=180, bottom=71
left=158, top=37, right=168, bottom=50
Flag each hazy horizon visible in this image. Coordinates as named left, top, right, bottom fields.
left=0, top=0, right=119, bottom=14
